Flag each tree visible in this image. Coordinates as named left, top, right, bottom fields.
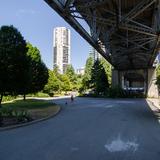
left=65, top=65, right=76, bottom=81
left=76, top=74, right=83, bottom=91
left=27, top=43, right=41, bottom=62
left=25, top=43, right=48, bottom=98
left=53, top=65, right=62, bottom=79
left=0, top=25, right=29, bottom=105
left=91, top=60, right=109, bottom=95
left=60, top=74, right=72, bottom=92
left=81, top=57, right=94, bottom=91
left=65, top=65, right=77, bottom=89
left=65, top=65, right=75, bottom=78
left=100, top=58, right=112, bottom=86
left=44, top=70, right=61, bottom=96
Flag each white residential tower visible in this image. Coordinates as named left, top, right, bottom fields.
left=53, top=27, right=71, bottom=74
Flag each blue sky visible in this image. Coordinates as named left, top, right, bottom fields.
left=0, top=0, right=90, bottom=70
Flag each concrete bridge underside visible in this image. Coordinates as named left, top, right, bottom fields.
left=44, top=0, right=160, bottom=97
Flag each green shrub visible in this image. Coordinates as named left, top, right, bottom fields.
left=107, top=86, right=145, bottom=98
left=107, top=86, right=125, bottom=98
left=48, top=92, right=54, bottom=97
left=0, top=107, right=13, bottom=117
left=27, top=92, right=49, bottom=98
left=0, top=107, right=31, bottom=124
left=2, top=96, right=16, bottom=102
left=13, top=109, right=31, bottom=122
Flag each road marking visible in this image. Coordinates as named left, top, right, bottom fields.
left=104, top=136, right=139, bottom=152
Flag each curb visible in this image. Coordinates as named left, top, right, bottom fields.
left=0, top=105, right=61, bottom=132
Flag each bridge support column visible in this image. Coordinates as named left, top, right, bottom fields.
left=111, top=70, right=120, bottom=87
left=111, top=68, right=159, bottom=98
left=147, top=68, right=159, bottom=98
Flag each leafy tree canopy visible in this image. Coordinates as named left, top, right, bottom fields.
left=91, top=59, right=109, bottom=95
left=60, top=74, right=72, bottom=92
left=65, top=65, right=76, bottom=82
left=82, top=56, right=94, bottom=90
left=44, top=70, right=61, bottom=95
left=100, top=58, right=112, bottom=86
left=0, top=25, right=29, bottom=104
left=27, top=43, right=41, bottom=62
left=25, top=43, right=48, bottom=94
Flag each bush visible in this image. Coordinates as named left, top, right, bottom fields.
left=27, top=92, right=49, bottom=98
left=107, top=86, right=145, bottom=98
left=12, top=109, right=31, bottom=122
left=34, top=92, right=50, bottom=98
left=0, top=107, right=13, bottom=117
left=79, top=86, right=145, bottom=98
left=48, top=92, right=54, bottom=97
left=0, top=107, right=31, bottom=126
left=107, top=86, right=125, bottom=98
left=2, top=96, right=16, bottom=102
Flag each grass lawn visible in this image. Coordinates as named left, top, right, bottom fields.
left=1, top=99, right=60, bottom=121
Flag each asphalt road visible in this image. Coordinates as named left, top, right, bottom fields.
left=0, top=97, right=160, bottom=160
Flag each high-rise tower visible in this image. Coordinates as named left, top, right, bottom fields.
left=53, top=27, right=71, bottom=74
left=89, top=47, right=102, bottom=61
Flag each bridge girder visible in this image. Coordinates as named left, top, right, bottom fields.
left=44, top=0, right=160, bottom=70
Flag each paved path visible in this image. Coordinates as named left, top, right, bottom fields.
left=0, top=97, right=160, bottom=160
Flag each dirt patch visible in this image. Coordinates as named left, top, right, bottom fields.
left=28, top=105, right=60, bottom=120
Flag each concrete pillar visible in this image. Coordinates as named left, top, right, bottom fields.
left=147, top=68, right=159, bottom=98
left=122, top=76, right=124, bottom=89
left=144, top=69, right=148, bottom=97
left=112, top=70, right=119, bottom=87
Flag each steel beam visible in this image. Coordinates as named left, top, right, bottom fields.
left=108, top=0, right=156, bottom=36
left=75, top=0, right=110, bottom=8
left=114, top=34, right=149, bottom=51
left=72, top=12, right=156, bottom=36
left=124, top=0, right=156, bottom=20
left=44, top=0, right=112, bottom=64
left=64, top=0, right=74, bottom=8
left=44, top=0, right=159, bottom=69
left=100, top=8, right=155, bottom=32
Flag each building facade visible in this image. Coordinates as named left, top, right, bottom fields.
left=89, top=47, right=102, bottom=61
left=76, top=67, right=85, bottom=75
left=53, top=27, right=71, bottom=74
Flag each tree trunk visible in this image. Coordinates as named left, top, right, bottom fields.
left=23, top=94, right=26, bottom=101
